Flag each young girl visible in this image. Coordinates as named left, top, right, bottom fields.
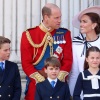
left=73, top=46, right=100, bottom=100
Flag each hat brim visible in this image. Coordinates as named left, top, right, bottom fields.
left=72, top=6, right=100, bottom=29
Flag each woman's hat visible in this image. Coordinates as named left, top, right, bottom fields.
left=72, top=6, right=100, bottom=29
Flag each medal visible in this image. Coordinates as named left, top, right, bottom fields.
left=56, top=46, right=63, bottom=54
left=56, top=36, right=60, bottom=44
left=53, top=36, right=57, bottom=44
left=62, top=35, right=66, bottom=44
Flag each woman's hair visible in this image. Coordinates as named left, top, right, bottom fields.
left=84, top=46, right=100, bottom=70
left=84, top=13, right=100, bottom=35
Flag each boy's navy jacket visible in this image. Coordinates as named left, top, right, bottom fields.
left=35, top=79, right=70, bottom=100
left=0, top=60, right=21, bottom=100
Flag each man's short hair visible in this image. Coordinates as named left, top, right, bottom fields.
left=42, top=3, right=59, bottom=19
left=42, top=6, right=51, bottom=19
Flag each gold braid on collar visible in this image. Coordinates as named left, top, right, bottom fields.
left=26, top=24, right=54, bottom=65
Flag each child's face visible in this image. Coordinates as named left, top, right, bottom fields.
left=0, top=43, right=10, bottom=61
left=44, top=66, right=60, bottom=80
left=86, top=51, right=100, bottom=69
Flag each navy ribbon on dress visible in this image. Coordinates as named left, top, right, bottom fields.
left=73, top=34, right=92, bottom=56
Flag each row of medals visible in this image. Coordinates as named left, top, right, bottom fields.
left=53, top=35, right=66, bottom=44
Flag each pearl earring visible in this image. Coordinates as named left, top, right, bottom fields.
left=92, top=27, right=94, bottom=29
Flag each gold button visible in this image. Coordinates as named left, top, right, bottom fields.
left=0, top=95, right=2, bottom=97
left=50, top=96, right=52, bottom=99
left=57, top=96, right=59, bottom=98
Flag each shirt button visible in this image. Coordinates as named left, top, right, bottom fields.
left=0, top=95, right=2, bottom=97
left=57, top=96, right=60, bottom=98
left=8, top=86, right=10, bottom=88
left=8, top=94, right=11, bottom=97
left=0, top=86, right=1, bottom=88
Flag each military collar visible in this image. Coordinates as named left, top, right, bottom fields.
left=39, top=23, right=54, bottom=33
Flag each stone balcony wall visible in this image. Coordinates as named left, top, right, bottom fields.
left=18, top=63, right=26, bottom=100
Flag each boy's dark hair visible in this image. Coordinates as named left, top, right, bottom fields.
left=0, top=36, right=11, bottom=49
left=84, top=46, right=100, bottom=70
left=44, top=56, right=61, bottom=68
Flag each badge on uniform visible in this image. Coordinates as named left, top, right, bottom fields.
left=56, top=46, right=63, bottom=54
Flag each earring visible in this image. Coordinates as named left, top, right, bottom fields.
left=92, top=27, right=94, bottom=29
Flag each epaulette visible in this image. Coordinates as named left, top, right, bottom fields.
left=25, top=26, right=37, bottom=31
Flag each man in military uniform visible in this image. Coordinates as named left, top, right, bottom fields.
left=20, top=3, right=72, bottom=100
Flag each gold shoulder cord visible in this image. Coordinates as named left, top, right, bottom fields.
left=26, top=30, right=47, bottom=48
left=26, top=25, right=53, bottom=65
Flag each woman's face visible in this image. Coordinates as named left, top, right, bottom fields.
left=80, top=15, right=96, bottom=34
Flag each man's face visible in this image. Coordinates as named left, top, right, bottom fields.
left=47, top=8, right=61, bottom=29
left=0, top=43, right=10, bottom=61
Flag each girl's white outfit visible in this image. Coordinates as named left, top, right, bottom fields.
left=68, top=34, right=100, bottom=96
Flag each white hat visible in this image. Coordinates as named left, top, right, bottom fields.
left=72, top=6, right=100, bottom=29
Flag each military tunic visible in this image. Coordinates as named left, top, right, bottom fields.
left=20, top=24, right=72, bottom=100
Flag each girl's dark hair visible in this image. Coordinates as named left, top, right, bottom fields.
left=84, top=46, right=100, bottom=70
left=84, top=12, right=100, bottom=35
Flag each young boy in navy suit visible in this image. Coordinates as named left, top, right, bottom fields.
left=35, top=57, right=70, bottom=100
left=0, top=36, right=21, bottom=100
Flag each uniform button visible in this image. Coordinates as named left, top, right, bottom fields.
left=57, top=96, right=60, bottom=98
left=8, top=94, right=11, bottom=97
left=50, top=96, right=52, bottom=99
left=0, top=86, right=1, bottom=88
left=8, top=86, right=10, bottom=87
left=0, top=95, right=2, bottom=97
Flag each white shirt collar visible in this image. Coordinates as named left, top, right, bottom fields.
left=47, top=77, right=57, bottom=83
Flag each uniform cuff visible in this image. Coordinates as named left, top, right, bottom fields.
left=57, top=71, right=68, bottom=82
left=30, top=72, right=45, bottom=83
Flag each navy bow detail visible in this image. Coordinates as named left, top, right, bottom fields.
left=73, top=34, right=92, bottom=56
